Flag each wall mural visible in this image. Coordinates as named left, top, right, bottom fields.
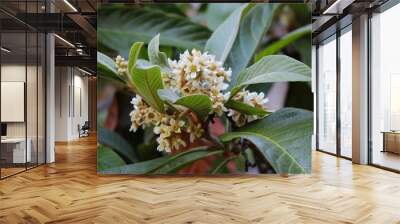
left=97, top=3, right=313, bottom=175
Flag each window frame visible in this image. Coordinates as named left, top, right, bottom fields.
left=315, top=23, right=353, bottom=161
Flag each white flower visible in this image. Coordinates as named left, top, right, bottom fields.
left=152, top=116, right=187, bottom=152
left=227, top=90, right=269, bottom=127
left=157, top=136, right=171, bottom=152
left=170, top=136, right=187, bottom=152
left=186, top=122, right=204, bottom=143
left=129, top=95, right=163, bottom=132
left=167, top=49, right=231, bottom=115
left=115, top=55, right=128, bottom=74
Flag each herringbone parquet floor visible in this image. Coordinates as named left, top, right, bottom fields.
left=1, top=135, right=400, bottom=224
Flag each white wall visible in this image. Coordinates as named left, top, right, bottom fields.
left=72, top=73, right=89, bottom=138
left=54, top=67, right=89, bottom=141
left=1, top=65, right=36, bottom=138
left=54, top=66, right=69, bottom=141
left=1, top=65, right=26, bottom=138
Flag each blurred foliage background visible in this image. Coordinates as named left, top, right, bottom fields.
left=97, top=3, right=312, bottom=172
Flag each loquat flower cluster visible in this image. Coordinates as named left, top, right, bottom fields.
left=129, top=95, right=204, bottom=153
left=117, top=49, right=268, bottom=153
left=168, top=49, right=231, bottom=116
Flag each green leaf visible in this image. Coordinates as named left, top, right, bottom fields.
left=136, top=140, right=161, bottom=161
left=225, top=4, right=276, bottom=82
left=143, top=4, right=186, bottom=17
left=157, top=89, right=181, bottom=112
left=158, top=89, right=212, bottom=120
left=98, top=6, right=211, bottom=56
left=148, top=34, right=170, bottom=70
left=208, top=155, right=229, bottom=174
left=205, top=3, right=241, bottom=30
left=137, top=59, right=153, bottom=68
left=255, top=24, right=312, bottom=62
left=101, top=156, right=170, bottom=174
left=152, top=148, right=223, bottom=174
left=230, top=55, right=311, bottom=98
left=101, top=147, right=223, bottom=175
left=97, top=51, right=124, bottom=85
left=131, top=65, right=165, bottom=112
left=220, top=108, right=313, bottom=174
left=128, top=42, right=144, bottom=76
left=158, top=89, right=180, bottom=102
left=204, top=4, right=254, bottom=63
left=98, top=128, right=139, bottom=163
left=293, top=35, right=312, bottom=66
left=225, top=99, right=270, bottom=116
left=244, top=148, right=256, bottom=166
left=97, top=145, right=126, bottom=171
left=210, top=156, right=237, bottom=174
left=234, top=153, right=246, bottom=172
left=175, top=95, right=212, bottom=120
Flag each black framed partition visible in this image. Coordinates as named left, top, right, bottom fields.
left=0, top=0, right=47, bottom=179
left=315, top=23, right=353, bottom=160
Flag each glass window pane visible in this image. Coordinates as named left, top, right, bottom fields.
left=1, top=30, right=27, bottom=177
left=340, top=28, right=352, bottom=158
left=371, top=4, right=400, bottom=171
left=318, top=37, right=337, bottom=154
left=0, top=0, right=46, bottom=179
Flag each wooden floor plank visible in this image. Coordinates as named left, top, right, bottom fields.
left=0, top=135, right=400, bottom=224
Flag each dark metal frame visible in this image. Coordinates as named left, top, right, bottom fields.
left=367, top=10, right=373, bottom=166
left=315, top=21, right=353, bottom=161
left=336, top=22, right=341, bottom=159
left=0, top=0, right=47, bottom=180
left=315, top=33, right=338, bottom=157
left=315, top=44, right=319, bottom=151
